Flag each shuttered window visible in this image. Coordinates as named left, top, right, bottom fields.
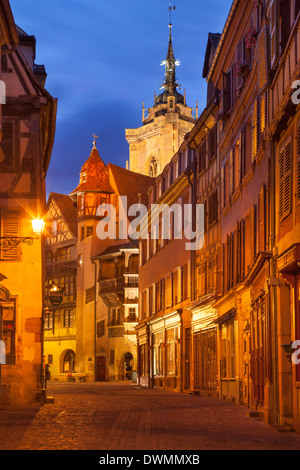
left=236, top=221, right=243, bottom=284
left=229, top=149, right=234, bottom=196
left=297, top=126, right=300, bottom=203
left=240, top=126, right=246, bottom=179
left=279, top=139, right=292, bottom=220
left=258, top=184, right=266, bottom=252
left=216, top=244, right=224, bottom=297
left=0, top=210, right=20, bottom=261
left=208, top=125, right=217, bottom=164
left=226, top=233, right=234, bottom=291
left=223, top=69, right=233, bottom=115
left=245, top=206, right=256, bottom=273
left=208, top=191, right=218, bottom=228
left=260, top=92, right=267, bottom=137
left=251, top=99, right=259, bottom=162
left=165, top=274, right=172, bottom=308
left=270, top=0, right=279, bottom=70
left=257, top=26, right=269, bottom=92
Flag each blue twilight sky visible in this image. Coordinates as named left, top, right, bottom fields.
left=10, top=0, right=231, bottom=197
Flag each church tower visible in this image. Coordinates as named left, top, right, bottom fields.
left=125, top=6, right=197, bottom=177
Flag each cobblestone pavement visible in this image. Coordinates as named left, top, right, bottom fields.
left=1, top=381, right=300, bottom=450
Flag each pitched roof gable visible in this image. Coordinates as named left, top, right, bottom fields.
left=48, top=192, right=78, bottom=238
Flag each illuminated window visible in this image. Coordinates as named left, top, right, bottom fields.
left=2, top=300, right=16, bottom=365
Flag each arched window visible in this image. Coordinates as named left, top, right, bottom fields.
left=149, top=156, right=158, bottom=178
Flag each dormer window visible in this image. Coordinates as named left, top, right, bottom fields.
left=81, top=173, right=87, bottom=184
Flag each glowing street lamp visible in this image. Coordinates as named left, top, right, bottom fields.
left=0, top=216, right=45, bottom=252
left=31, top=218, right=45, bottom=237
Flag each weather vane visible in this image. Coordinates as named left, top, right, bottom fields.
left=92, top=132, right=98, bottom=148
left=169, top=3, right=176, bottom=29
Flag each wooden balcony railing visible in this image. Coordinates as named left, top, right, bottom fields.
left=99, top=277, right=125, bottom=294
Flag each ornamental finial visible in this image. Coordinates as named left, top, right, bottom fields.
left=92, top=133, right=98, bottom=149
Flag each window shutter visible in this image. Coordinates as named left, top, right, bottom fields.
left=270, top=0, right=279, bottom=70
left=279, top=148, right=285, bottom=218
left=258, top=184, right=266, bottom=252
left=226, top=236, right=231, bottom=291
left=236, top=39, right=244, bottom=91
left=216, top=244, right=224, bottom=297
left=208, top=191, right=218, bottom=227
left=241, top=219, right=245, bottom=280
left=236, top=222, right=242, bottom=284
left=1, top=211, right=20, bottom=261
left=279, top=140, right=292, bottom=220
left=233, top=228, right=238, bottom=287
left=223, top=70, right=232, bottom=115
left=240, top=126, right=246, bottom=179
left=257, top=26, right=269, bottom=91
left=208, top=125, right=217, bottom=163
left=250, top=205, right=257, bottom=265
left=260, top=92, right=267, bottom=137
left=251, top=99, right=258, bottom=162
left=297, top=126, right=300, bottom=203
left=221, top=165, right=225, bottom=209
left=229, top=149, right=234, bottom=196
left=245, top=206, right=256, bottom=273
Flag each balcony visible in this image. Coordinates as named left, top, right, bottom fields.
left=125, top=275, right=139, bottom=288
left=46, top=259, right=78, bottom=276
left=108, top=326, right=125, bottom=338
left=99, top=277, right=125, bottom=295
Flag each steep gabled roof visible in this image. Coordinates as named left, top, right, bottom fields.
left=1, top=1, right=19, bottom=47
left=108, top=164, right=155, bottom=208
left=48, top=192, right=78, bottom=238
left=203, top=33, right=221, bottom=79
left=70, top=146, right=113, bottom=196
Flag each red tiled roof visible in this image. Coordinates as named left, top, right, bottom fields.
left=48, top=192, right=78, bottom=238
left=71, top=147, right=113, bottom=195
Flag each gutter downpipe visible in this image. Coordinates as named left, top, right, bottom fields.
left=184, top=152, right=196, bottom=393
left=92, top=259, right=98, bottom=382
left=270, top=140, right=279, bottom=424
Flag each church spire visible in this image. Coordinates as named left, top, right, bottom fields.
left=162, top=4, right=178, bottom=95
left=156, top=4, right=183, bottom=105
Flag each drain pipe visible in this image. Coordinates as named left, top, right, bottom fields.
left=92, top=259, right=98, bottom=382
left=270, top=140, right=279, bottom=424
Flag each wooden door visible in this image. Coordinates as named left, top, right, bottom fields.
left=97, top=356, right=106, bottom=381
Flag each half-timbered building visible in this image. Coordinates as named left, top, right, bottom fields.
left=44, top=193, right=78, bottom=380
left=0, top=1, right=57, bottom=403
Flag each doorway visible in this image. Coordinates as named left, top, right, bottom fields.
left=97, top=356, right=106, bottom=381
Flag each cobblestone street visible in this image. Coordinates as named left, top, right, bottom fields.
left=1, top=382, right=300, bottom=450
